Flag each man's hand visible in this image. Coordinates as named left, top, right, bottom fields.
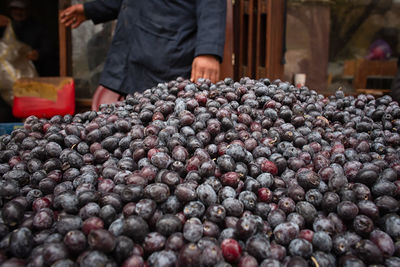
left=60, top=4, right=86, bottom=29
left=27, top=50, right=39, bottom=61
left=0, top=15, right=9, bottom=27
left=191, top=55, right=220, bottom=84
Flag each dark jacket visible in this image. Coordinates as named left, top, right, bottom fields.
left=84, top=0, right=226, bottom=94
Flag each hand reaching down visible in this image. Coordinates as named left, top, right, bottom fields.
left=60, top=4, right=87, bottom=29
left=191, top=55, right=220, bottom=84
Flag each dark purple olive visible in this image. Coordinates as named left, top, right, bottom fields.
left=42, top=242, right=69, bottom=266
left=354, top=239, right=383, bottom=264
left=288, top=238, right=313, bottom=258
left=123, top=215, right=149, bottom=242
left=2, top=200, right=25, bottom=227
left=337, top=201, right=359, bottom=220
left=273, top=222, right=299, bottom=245
left=88, top=228, right=116, bottom=253
left=9, top=227, right=33, bottom=258
left=178, top=243, right=202, bottom=267
left=370, top=229, right=395, bottom=257
left=156, top=214, right=182, bottom=237
left=246, top=234, right=271, bottom=261
left=2, top=77, right=400, bottom=265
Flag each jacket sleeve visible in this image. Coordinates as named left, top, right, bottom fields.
left=195, top=0, right=227, bottom=62
left=84, top=0, right=123, bottom=24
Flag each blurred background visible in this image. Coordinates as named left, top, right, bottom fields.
left=1, top=0, right=400, bottom=120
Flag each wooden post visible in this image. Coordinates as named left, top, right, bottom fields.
left=235, top=0, right=255, bottom=78
left=255, top=0, right=267, bottom=79
left=58, top=0, right=72, bottom=76
left=265, top=0, right=285, bottom=80
left=220, top=0, right=234, bottom=80
left=236, top=0, right=246, bottom=78
left=247, top=0, right=255, bottom=78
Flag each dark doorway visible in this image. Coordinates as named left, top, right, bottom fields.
left=0, top=0, right=60, bottom=77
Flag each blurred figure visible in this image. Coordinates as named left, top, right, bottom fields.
left=366, top=39, right=392, bottom=61
left=0, top=0, right=58, bottom=76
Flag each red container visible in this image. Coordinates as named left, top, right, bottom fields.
left=12, top=77, right=75, bottom=119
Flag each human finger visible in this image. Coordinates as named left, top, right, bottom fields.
left=203, top=68, right=214, bottom=83
left=190, top=58, right=199, bottom=82
left=190, top=61, right=197, bottom=82
left=213, top=67, right=220, bottom=83
left=193, top=67, right=205, bottom=83
left=209, top=71, right=217, bottom=84
left=71, top=18, right=83, bottom=29
left=63, top=16, right=76, bottom=27
left=60, top=6, right=79, bottom=24
left=60, top=12, right=75, bottom=25
left=60, top=8, right=73, bottom=21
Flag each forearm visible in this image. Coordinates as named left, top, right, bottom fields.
left=195, top=0, right=226, bottom=62
left=84, top=0, right=123, bottom=24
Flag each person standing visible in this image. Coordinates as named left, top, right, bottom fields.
left=60, top=0, right=226, bottom=95
left=0, top=0, right=59, bottom=76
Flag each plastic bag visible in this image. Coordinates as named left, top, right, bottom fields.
left=0, top=19, right=38, bottom=106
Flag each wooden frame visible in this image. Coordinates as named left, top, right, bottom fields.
left=234, top=0, right=285, bottom=80
left=235, top=0, right=255, bottom=78
left=264, top=0, right=285, bottom=80
left=220, top=0, right=234, bottom=80
left=58, top=0, right=72, bottom=76
left=255, top=0, right=267, bottom=78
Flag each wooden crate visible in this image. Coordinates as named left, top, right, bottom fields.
left=353, top=59, right=397, bottom=90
